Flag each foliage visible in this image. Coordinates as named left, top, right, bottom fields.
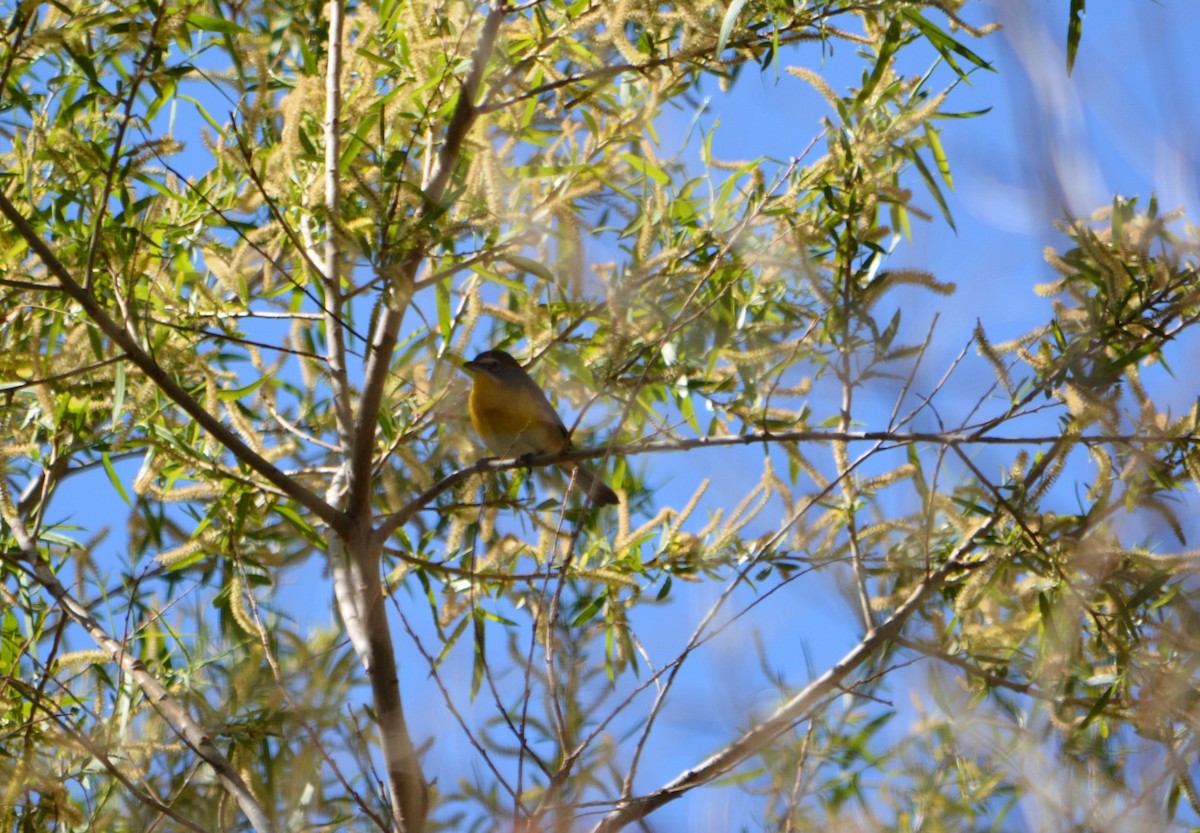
left=0, top=1, right=1197, bottom=832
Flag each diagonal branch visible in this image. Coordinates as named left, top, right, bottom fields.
left=424, top=0, right=507, bottom=205
left=0, top=190, right=348, bottom=537
left=2, top=673, right=211, bottom=833
left=587, top=389, right=1084, bottom=832
left=588, top=515, right=999, bottom=833
left=0, top=525, right=277, bottom=833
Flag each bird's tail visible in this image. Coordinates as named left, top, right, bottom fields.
left=559, top=462, right=619, bottom=506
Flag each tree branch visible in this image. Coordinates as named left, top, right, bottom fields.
left=372, top=425, right=1198, bottom=545
left=0, top=532, right=278, bottom=833
left=0, top=189, right=349, bottom=538
left=323, top=0, right=355, bottom=449
left=423, top=0, right=507, bottom=204
left=344, top=0, right=507, bottom=521
left=328, top=7, right=512, bottom=833
left=2, top=673, right=211, bottom=833
left=588, top=516, right=999, bottom=833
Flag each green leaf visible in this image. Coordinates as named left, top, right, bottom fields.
left=0, top=610, right=20, bottom=672
left=878, top=308, right=901, bottom=352
left=342, top=110, right=381, bottom=170
left=933, top=107, right=994, bottom=120
left=858, top=18, right=903, bottom=105
left=434, top=614, right=470, bottom=669
left=1080, top=683, right=1115, bottom=729
left=217, top=375, right=269, bottom=402
left=902, top=11, right=995, bottom=78
left=1037, top=591, right=1058, bottom=645
left=677, top=389, right=701, bottom=434
left=1111, top=194, right=1126, bottom=242
left=923, top=123, right=953, bottom=188
left=355, top=48, right=406, bottom=74
left=101, top=451, right=132, bottom=507
left=110, top=361, right=126, bottom=426
left=618, top=152, right=670, bottom=185
left=179, top=95, right=228, bottom=138
left=275, top=505, right=326, bottom=549
left=908, top=149, right=956, bottom=233
left=1125, top=571, right=1170, bottom=610
left=502, top=254, right=556, bottom=283
left=436, top=281, right=452, bottom=343
left=185, top=13, right=250, bottom=35
left=476, top=607, right=518, bottom=627
left=716, top=0, right=749, bottom=56
left=471, top=611, right=485, bottom=701
left=1066, top=0, right=1086, bottom=76
left=571, top=592, right=606, bottom=628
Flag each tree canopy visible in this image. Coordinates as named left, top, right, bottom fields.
left=1, top=1, right=1199, bottom=832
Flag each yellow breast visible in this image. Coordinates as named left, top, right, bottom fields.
left=468, top=372, right=567, bottom=458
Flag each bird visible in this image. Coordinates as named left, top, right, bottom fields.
left=462, top=349, right=619, bottom=506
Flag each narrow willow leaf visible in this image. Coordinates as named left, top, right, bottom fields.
left=1066, top=0, right=1086, bottom=76
left=185, top=13, right=250, bottom=35
left=102, top=451, right=132, bottom=507
left=110, top=361, right=126, bottom=426
left=716, top=0, right=749, bottom=55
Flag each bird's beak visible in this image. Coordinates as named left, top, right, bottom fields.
left=462, top=358, right=481, bottom=374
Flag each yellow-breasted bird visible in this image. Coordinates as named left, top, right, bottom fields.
left=462, top=349, right=619, bottom=506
